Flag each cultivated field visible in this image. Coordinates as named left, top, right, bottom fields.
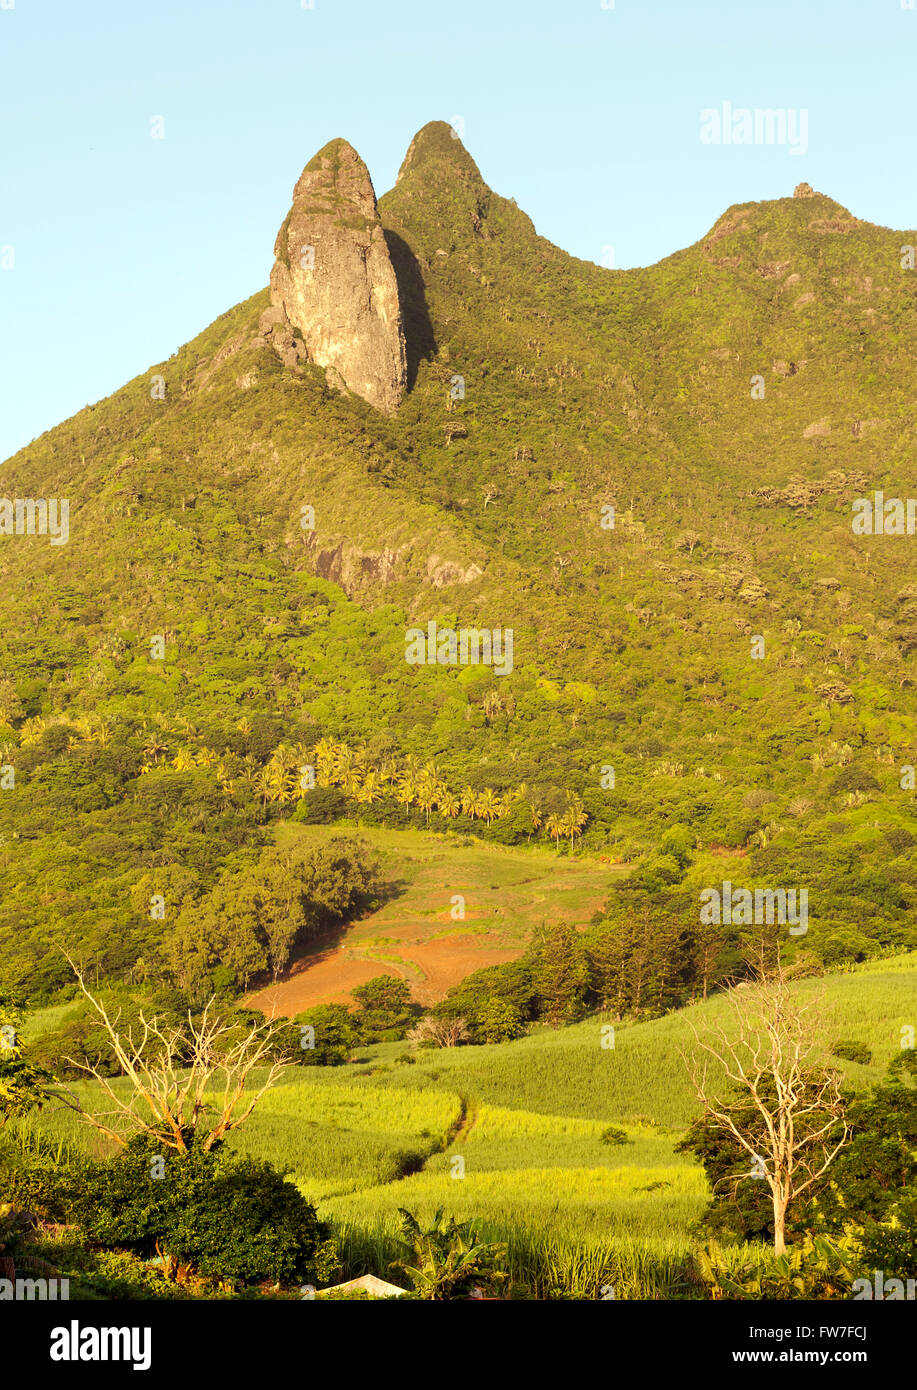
left=248, top=823, right=620, bottom=1014
left=26, top=951, right=915, bottom=1297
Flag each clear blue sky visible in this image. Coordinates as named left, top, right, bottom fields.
left=1, top=0, right=915, bottom=463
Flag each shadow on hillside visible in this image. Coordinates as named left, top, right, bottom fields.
left=384, top=229, right=436, bottom=390
left=376, top=874, right=410, bottom=908
left=247, top=874, right=411, bottom=1001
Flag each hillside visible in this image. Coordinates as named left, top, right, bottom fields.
left=246, top=823, right=619, bottom=1013
left=23, top=951, right=916, bottom=1297
left=2, top=120, right=917, bottom=998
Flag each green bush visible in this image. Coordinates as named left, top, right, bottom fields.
left=692, top=1234, right=862, bottom=1300
left=0, top=1135, right=86, bottom=1221
left=831, top=1039, right=873, bottom=1065
left=72, top=1137, right=337, bottom=1287
left=859, top=1197, right=917, bottom=1280
left=275, top=1003, right=357, bottom=1065
left=473, top=997, right=525, bottom=1044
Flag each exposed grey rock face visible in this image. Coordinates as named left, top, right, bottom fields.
left=269, top=139, right=407, bottom=413
left=258, top=305, right=308, bottom=369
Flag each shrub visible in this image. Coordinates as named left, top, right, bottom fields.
left=351, top=975, right=418, bottom=1041
left=291, top=787, right=349, bottom=823
left=474, top=998, right=525, bottom=1044
left=859, top=1197, right=917, bottom=1280
left=0, top=1134, right=86, bottom=1221
left=831, top=1040, right=873, bottom=1066
left=72, top=1137, right=337, bottom=1287
left=29, top=1016, right=121, bottom=1079
left=278, top=1003, right=357, bottom=1065
left=692, top=1234, right=862, bottom=1300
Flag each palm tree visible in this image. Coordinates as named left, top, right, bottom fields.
left=19, top=717, right=47, bottom=747
left=330, top=742, right=356, bottom=785
left=545, top=812, right=564, bottom=852
left=378, top=755, right=400, bottom=784
left=312, top=737, right=337, bottom=784
left=416, top=772, right=440, bottom=825
left=563, top=795, right=588, bottom=851
left=268, top=743, right=299, bottom=778
left=142, top=736, right=169, bottom=765
left=266, top=768, right=291, bottom=804
left=252, top=765, right=276, bottom=807
left=396, top=775, right=419, bottom=813
left=340, top=763, right=365, bottom=798
left=460, top=787, right=479, bottom=819
left=355, top=771, right=383, bottom=805
left=290, top=741, right=315, bottom=773
left=439, top=791, right=461, bottom=819
left=477, top=787, right=501, bottom=825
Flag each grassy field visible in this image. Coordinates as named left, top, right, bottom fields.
left=248, top=822, right=622, bottom=1013
left=22, top=950, right=915, bottom=1297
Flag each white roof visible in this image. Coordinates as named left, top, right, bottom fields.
left=321, top=1273, right=407, bottom=1298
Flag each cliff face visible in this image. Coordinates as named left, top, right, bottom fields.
left=269, top=138, right=407, bottom=413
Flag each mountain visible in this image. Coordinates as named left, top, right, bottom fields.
left=2, top=120, right=917, bottom=999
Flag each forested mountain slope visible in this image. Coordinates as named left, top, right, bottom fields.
left=1, top=121, right=916, bottom=997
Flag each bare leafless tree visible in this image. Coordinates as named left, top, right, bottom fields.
left=408, top=1015, right=470, bottom=1048
left=60, top=960, right=290, bottom=1153
left=685, top=960, right=850, bottom=1254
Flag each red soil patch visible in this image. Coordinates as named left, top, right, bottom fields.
left=246, top=933, right=522, bottom=1018
left=247, top=943, right=402, bottom=1017
left=403, top=941, right=522, bottom=1007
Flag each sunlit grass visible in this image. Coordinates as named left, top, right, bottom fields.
left=19, top=954, right=914, bottom=1296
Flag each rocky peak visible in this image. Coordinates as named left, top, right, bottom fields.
left=395, top=120, right=484, bottom=186
left=793, top=182, right=816, bottom=198
left=269, top=139, right=407, bottom=414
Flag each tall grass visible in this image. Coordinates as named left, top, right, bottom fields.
left=331, top=1215, right=733, bottom=1299
left=16, top=954, right=913, bottom=1298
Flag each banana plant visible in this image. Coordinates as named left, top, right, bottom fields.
left=390, top=1207, right=508, bottom=1300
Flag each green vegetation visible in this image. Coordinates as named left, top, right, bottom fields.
left=2, top=130, right=917, bottom=1000
left=6, top=951, right=914, bottom=1298
left=2, top=120, right=916, bottom=1298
